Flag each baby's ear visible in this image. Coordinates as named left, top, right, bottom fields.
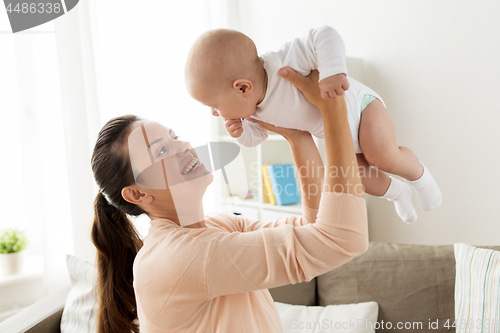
left=233, top=79, right=253, bottom=96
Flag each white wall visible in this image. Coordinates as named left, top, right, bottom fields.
left=236, top=0, right=500, bottom=245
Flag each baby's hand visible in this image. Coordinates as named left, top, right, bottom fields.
left=318, top=73, right=350, bottom=100
left=224, top=118, right=244, bottom=138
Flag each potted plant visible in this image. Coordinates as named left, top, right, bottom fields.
left=0, top=228, right=28, bottom=276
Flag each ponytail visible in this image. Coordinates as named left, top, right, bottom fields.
left=91, top=192, right=142, bottom=333
left=90, top=115, right=146, bottom=333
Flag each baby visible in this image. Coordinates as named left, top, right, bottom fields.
left=184, top=25, right=442, bottom=223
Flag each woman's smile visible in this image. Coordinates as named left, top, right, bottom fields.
left=181, top=154, right=205, bottom=175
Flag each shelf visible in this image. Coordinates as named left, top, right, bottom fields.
left=262, top=202, right=302, bottom=214
left=216, top=116, right=311, bottom=220
left=0, top=271, right=43, bottom=289
left=223, top=197, right=303, bottom=215
left=0, top=251, right=44, bottom=288
left=223, top=196, right=260, bottom=208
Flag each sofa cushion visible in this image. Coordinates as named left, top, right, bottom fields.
left=317, top=242, right=457, bottom=333
left=269, top=279, right=317, bottom=306
left=454, top=243, right=500, bottom=333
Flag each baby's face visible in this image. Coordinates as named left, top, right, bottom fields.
left=186, top=79, right=257, bottom=120
left=205, top=89, right=256, bottom=120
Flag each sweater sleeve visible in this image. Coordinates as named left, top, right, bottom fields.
left=205, top=192, right=368, bottom=299
left=275, top=25, right=347, bottom=82
left=233, top=119, right=269, bottom=147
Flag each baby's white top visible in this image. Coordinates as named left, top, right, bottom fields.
left=234, top=25, right=385, bottom=153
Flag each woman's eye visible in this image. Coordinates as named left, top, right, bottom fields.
left=157, top=136, right=179, bottom=157
left=158, top=146, right=167, bottom=156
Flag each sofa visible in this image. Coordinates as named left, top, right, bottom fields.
left=1, top=241, right=499, bottom=333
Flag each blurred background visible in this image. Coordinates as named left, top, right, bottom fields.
left=0, top=0, right=499, bottom=318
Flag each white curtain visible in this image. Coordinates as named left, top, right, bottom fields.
left=0, top=21, right=74, bottom=297
left=0, top=0, right=238, bottom=299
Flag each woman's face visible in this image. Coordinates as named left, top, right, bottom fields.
left=127, top=120, right=213, bottom=193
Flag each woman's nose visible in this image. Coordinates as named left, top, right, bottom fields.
left=175, top=140, right=192, bottom=157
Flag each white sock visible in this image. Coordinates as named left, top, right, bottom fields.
left=381, top=176, right=418, bottom=224
left=406, top=163, right=442, bottom=212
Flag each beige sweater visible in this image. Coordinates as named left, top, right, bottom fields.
left=133, top=192, right=368, bottom=332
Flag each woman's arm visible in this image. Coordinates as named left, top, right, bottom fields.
left=225, top=123, right=322, bottom=230
left=280, top=68, right=363, bottom=196
left=248, top=120, right=324, bottom=211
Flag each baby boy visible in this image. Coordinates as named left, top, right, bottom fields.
left=184, top=26, right=442, bottom=223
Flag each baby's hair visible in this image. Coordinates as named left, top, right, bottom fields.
left=185, top=29, right=261, bottom=92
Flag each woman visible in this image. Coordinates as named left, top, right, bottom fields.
left=91, top=68, right=368, bottom=333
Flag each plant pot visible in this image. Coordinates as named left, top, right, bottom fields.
left=0, top=251, right=24, bottom=276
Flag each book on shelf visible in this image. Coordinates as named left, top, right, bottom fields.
left=262, top=164, right=276, bottom=205
left=266, top=164, right=300, bottom=206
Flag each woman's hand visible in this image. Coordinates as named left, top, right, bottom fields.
left=278, top=68, right=344, bottom=112
left=246, top=118, right=311, bottom=142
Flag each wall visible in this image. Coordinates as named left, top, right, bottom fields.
left=235, top=0, right=500, bottom=245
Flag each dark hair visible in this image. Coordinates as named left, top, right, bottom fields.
left=90, top=115, right=145, bottom=333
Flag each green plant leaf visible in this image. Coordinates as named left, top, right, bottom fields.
left=0, top=228, right=28, bottom=254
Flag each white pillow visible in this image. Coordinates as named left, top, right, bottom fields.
left=454, top=243, right=500, bottom=333
left=274, top=301, right=378, bottom=333
left=60, top=255, right=98, bottom=333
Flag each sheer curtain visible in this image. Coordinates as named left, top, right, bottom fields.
left=0, top=0, right=237, bottom=299
left=0, top=16, right=73, bottom=297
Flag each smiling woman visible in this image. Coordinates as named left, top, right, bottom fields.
left=90, top=68, right=369, bottom=333
left=128, top=122, right=212, bottom=186
left=90, top=115, right=217, bottom=333
left=124, top=120, right=214, bottom=227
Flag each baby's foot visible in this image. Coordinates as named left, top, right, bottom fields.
left=381, top=177, right=417, bottom=224
left=407, top=163, right=442, bottom=212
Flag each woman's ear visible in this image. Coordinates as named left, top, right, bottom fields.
left=233, top=79, right=253, bottom=97
left=121, top=185, right=153, bottom=205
